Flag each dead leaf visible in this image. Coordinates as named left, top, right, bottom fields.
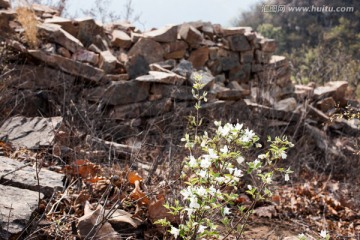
left=64, top=159, right=101, bottom=179
left=106, top=209, right=141, bottom=228
left=129, top=180, right=149, bottom=206
left=128, top=171, right=143, bottom=184
left=77, top=201, right=120, bottom=239
left=148, top=195, right=179, bottom=224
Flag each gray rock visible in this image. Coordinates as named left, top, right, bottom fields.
left=143, top=25, right=177, bottom=43
left=0, top=156, right=63, bottom=196
left=111, top=29, right=132, bottom=48
left=86, top=80, right=150, bottom=105
left=128, top=38, right=164, bottom=64
left=127, top=54, right=150, bottom=79
left=0, top=185, right=43, bottom=239
left=0, top=116, right=62, bottom=149
left=99, top=50, right=118, bottom=73
left=173, top=59, right=193, bottom=78
left=28, top=50, right=105, bottom=82
left=136, top=71, right=185, bottom=85
left=37, top=23, right=84, bottom=53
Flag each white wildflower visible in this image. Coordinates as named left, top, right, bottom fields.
left=198, top=169, right=207, bottom=178
left=236, top=156, right=245, bottom=164
left=208, top=186, right=217, bottom=196
left=180, top=187, right=193, bottom=200
left=170, top=227, right=180, bottom=238
left=233, top=168, right=243, bottom=177
left=285, top=173, right=290, bottom=181
left=223, top=207, right=231, bottom=215
left=200, top=155, right=212, bottom=168
left=198, top=225, right=207, bottom=233
left=189, top=196, right=200, bottom=209
left=241, top=128, right=255, bottom=143
left=220, top=145, right=229, bottom=154
left=235, top=123, right=243, bottom=131
left=280, top=151, right=287, bottom=159
left=188, top=155, right=197, bottom=168
left=320, top=230, right=327, bottom=238
left=196, top=186, right=207, bottom=196
left=208, top=148, right=218, bottom=159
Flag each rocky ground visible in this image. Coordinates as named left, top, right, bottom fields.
left=0, top=0, right=359, bottom=239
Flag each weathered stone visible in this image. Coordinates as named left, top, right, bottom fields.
left=128, top=38, right=164, bottom=64
left=222, top=27, right=251, bottom=36
left=325, top=81, right=348, bottom=102
left=269, top=55, right=287, bottom=68
left=144, top=25, right=177, bottom=43
left=260, top=38, right=277, bottom=52
left=0, top=0, right=10, bottom=9
left=37, top=23, right=84, bottom=53
left=0, top=9, right=16, bottom=36
left=173, top=59, right=193, bottom=78
left=99, top=50, right=118, bottom=73
left=29, top=50, right=105, bottom=82
left=130, top=31, right=143, bottom=42
left=127, top=54, right=150, bottom=79
left=88, top=43, right=101, bottom=53
left=0, top=116, right=62, bottom=149
left=227, top=34, right=251, bottom=52
left=240, top=50, right=254, bottom=64
left=201, top=22, right=214, bottom=39
left=188, top=46, right=209, bottom=69
left=31, top=3, right=58, bottom=16
left=86, top=81, right=150, bottom=105
left=45, top=16, right=79, bottom=37
left=0, top=185, right=43, bottom=239
left=317, top=97, right=336, bottom=112
left=111, top=29, right=132, bottom=48
left=162, top=40, right=188, bottom=59
left=314, top=86, right=337, bottom=100
left=151, top=84, right=193, bottom=100
left=76, top=17, right=105, bottom=47
left=110, top=98, right=172, bottom=119
left=0, top=156, right=63, bottom=195
left=207, top=60, right=222, bottom=75
left=93, top=34, right=110, bottom=51
left=136, top=71, right=185, bottom=85
left=274, top=97, right=297, bottom=112
left=228, top=81, right=250, bottom=96
left=251, top=64, right=263, bottom=72
left=57, top=46, right=71, bottom=58
left=229, top=64, right=251, bottom=83
left=72, top=49, right=99, bottom=65
left=150, top=60, right=176, bottom=71
left=217, top=89, right=247, bottom=100
left=8, top=64, right=74, bottom=90
left=255, top=50, right=272, bottom=63
left=294, top=85, right=314, bottom=100
left=307, top=105, right=330, bottom=123
left=178, top=24, right=203, bottom=48
left=105, top=73, right=129, bottom=81
left=107, top=20, right=135, bottom=32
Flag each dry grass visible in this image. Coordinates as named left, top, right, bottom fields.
left=16, top=7, right=39, bottom=48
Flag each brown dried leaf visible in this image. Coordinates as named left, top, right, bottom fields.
left=128, top=171, right=143, bottom=184
left=106, top=209, right=141, bottom=228
left=148, top=195, right=179, bottom=224
left=77, top=201, right=120, bottom=239
left=129, top=180, right=149, bottom=206
left=64, top=159, right=101, bottom=179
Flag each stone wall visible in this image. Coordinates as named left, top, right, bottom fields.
left=1, top=1, right=357, bottom=144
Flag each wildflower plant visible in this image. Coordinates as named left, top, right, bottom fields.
left=156, top=73, right=294, bottom=239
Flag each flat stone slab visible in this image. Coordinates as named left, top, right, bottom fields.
left=0, top=185, right=43, bottom=239
left=0, top=116, right=63, bottom=149
left=0, top=156, right=63, bottom=196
